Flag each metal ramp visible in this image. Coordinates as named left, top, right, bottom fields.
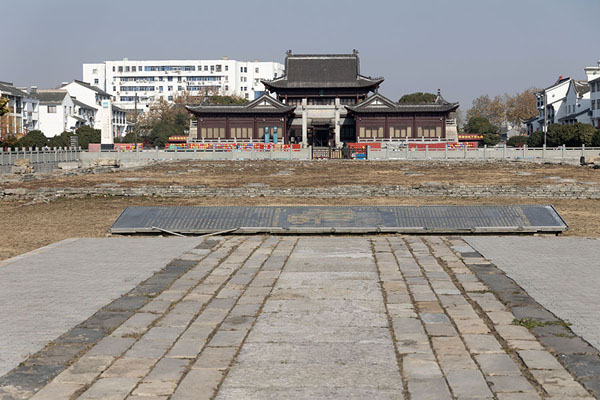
left=110, top=205, right=568, bottom=235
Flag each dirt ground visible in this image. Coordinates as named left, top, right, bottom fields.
left=2, top=160, right=600, bottom=190
left=1, top=195, right=598, bottom=262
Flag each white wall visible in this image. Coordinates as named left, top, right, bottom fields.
left=38, top=95, right=75, bottom=138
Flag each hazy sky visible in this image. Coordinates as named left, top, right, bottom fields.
left=2, top=0, right=599, bottom=111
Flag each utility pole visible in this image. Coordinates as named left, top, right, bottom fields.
left=134, top=93, right=138, bottom=148
left=543, top=91, right=548, bottom=147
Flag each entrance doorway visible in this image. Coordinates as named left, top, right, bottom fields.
left=312, top=126, right=331, bottom=147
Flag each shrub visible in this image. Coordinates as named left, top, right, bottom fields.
left=527, top=131, right=544, bottom=147
left=507, top=135, right=528, bottom=147
left=17, top=130, right=48, bottom=148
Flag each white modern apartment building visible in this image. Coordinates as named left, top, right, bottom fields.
left=82, top=58, right=284, bottom=111
left=585, top=59, right=600, bottom=129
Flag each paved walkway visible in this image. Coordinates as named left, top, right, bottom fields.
left=465, top=236, right=600, bottom=352
left=0, top=238, right=202, bottom=378
left=0, top=236, right=591, bottom=399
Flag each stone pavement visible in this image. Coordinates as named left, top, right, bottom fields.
left=0, top=238, right=203, bottom=378
left=0, top=236, right=596, bottom=399
left=464, top=237, right=600, bottom=351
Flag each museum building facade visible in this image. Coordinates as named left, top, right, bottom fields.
left=186, top=51, right=459, bottom=147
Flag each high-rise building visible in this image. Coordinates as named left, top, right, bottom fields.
left=82, top=58, right=284, bottom=111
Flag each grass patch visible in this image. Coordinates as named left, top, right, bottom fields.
left=512, top=317, right=572, bottom=330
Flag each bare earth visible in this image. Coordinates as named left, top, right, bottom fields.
left=1, top=160, right=599, bottom=261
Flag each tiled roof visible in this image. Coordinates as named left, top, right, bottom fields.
left=346, top=91, right=459, bottom=114
left=0, top=81, right=28, bottom=98
left=73, top=80, right=112, bottom=98
left=558, top=108, right=591, bottom=121
left=262, top=51, right=383, bottom=90
left=31, top=90, right=68, bottom=105
left=72, top=98, right=95, bottom=110
left=574, top=80, right=590, bottom=97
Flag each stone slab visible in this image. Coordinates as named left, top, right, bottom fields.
left=110, top=205, right=567, bottom=234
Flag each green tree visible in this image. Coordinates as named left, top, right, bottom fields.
left=75, top=126, right=101, bottom=149
left=545, top=123, right=595, bottom=147
left=48, top=131, right=72, bottom=148
left=149, top=123, right=184, bottom=147
left=17, top=130, right=48, bottom=148
left=398, top=92, right=436, bottom=104
left=506, top=135, right=528, bottom=147
left=592, top=130, right=600, bottom=147
left=464, top=116, right=499, bottom=135
left=464, top=116, right=500, bottom=147
left=527, top=131, right=544, bottom=147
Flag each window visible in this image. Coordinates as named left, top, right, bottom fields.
left=94, top=79, right=99, bottom=84
left=168, top=96, right=173, bottom=101
left=168, top=77, right=173, bottom=82
left=118, top=66, right=123, bottom=72
left=210, top=65, right=214, bottom=71
left=225, top=65, right=228, bottom=71
left=177, top=77, right=182, bottom=82
left=125, top=66, right=130, bottom=72
left=113, top=86, right=116, bottom=91
left=216, top=65, right=222, bottom=72
left=132, top=66, right=136, bottom=72
left=359, top=126, right=383, bottom=138
left=48, top=106, right=56, bottom=113
left=389, top=126, right=412, bottom=138
left=255, top=67, right=259, bottom=73
left=204, top=66, right=208, bottom=71
left=178, top=86, right=183, bottom=91
left=201, top=127, right=225, bottom=139
left=417, top=126, right=442, bottom=138
left=231, top=127, right=253, bottom=139
left=168, top=86, right=173, bottom=91
left=92, top=68, right=98, bottom=74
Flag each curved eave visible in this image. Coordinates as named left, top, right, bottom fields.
left=261, top=78, right=383, bottom=90
left=345, top=103, right=459, bottom=114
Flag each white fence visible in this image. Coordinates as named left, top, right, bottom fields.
left=80, top=147, right=312, bottom=165
left=0, top=147, right=81, bottom=166
left=367, top=145, right=599, bottom=162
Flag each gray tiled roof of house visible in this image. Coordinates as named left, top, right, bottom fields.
left=346, top=91, right=459, bottom=114
left=186, top=93, right=295, bottom=114
left=72, top=98, right=95, bottom=110
left=558, top=108, right=591, bottom=121
left=73, top=80, right=112, bottom=98
left=0, top=81, right=28, bottom=98
left=31, top=90, right=68, bottom=105
left=112, top=105, right=127, bottom=113
left=262, top=51, right=383, bottom=89
left=574, top=80, right=590, bottom=97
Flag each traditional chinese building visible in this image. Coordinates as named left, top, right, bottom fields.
left=186, top=50, right=459, bottom=147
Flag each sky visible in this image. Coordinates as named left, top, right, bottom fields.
left=2, top=0, right=599, bottom=112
